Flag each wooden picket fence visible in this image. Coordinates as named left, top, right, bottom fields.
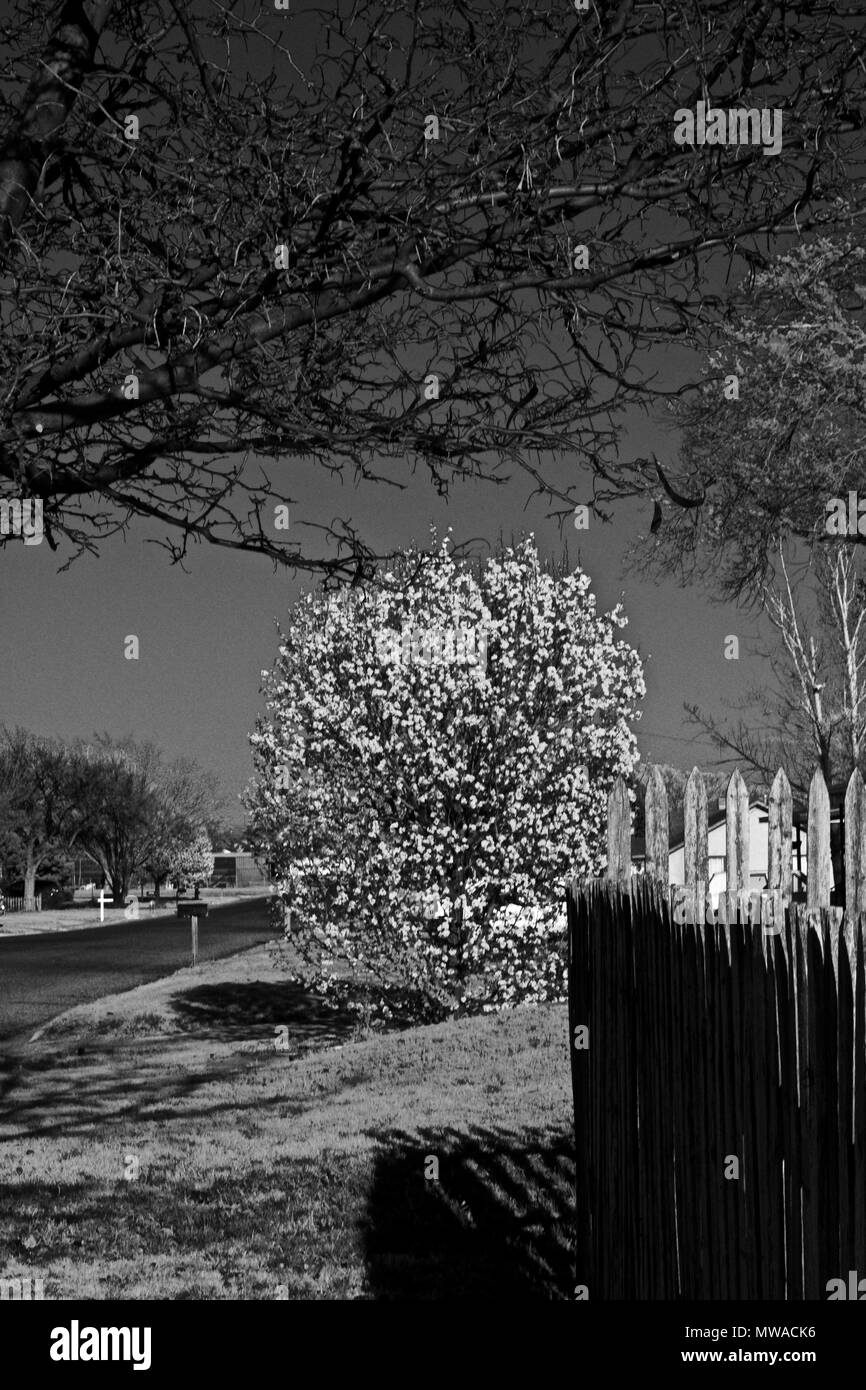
left=2, top=894, right=41, bottom=913
left=567, top=765, right=866, bottom=1299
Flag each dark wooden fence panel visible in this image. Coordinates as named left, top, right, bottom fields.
left=566, top=763, right=866, bottom=1299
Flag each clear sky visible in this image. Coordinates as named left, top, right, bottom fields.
left=0, top=415, right=769, bottom=821
left=0, top=0, right=782, bottom=819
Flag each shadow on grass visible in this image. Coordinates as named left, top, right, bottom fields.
left=168, top=975, right=438, bottom=1042
left=0, top=1124, right=576, bottom=1299
left=362, top=1123, right=575, bottom=1299
left=169, top=979, right=359, bottom=1044
left=0, top=976, right=418, bottom=1140
left=0, top=1037, right=383, bottom=1141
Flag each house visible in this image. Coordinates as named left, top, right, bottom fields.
left=632, top=798, right=811, bottom=896
left=211, top=851, right=271, bottom=888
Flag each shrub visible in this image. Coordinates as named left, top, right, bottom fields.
left=246, top=537, right=644, bottom=1016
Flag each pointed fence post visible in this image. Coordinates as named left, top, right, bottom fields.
left=844, top=768, right=866, bottom=921
left=806, top=767, right=832, bottom=910
left=645, top=766, right=669, bottom=885
left=768, top=768, right=793, bottom=900
left=607, top=776, right=631, bottom=886
left=725, top=769, right=750, bottom=893
left=684, top=766, right=708, bottom=888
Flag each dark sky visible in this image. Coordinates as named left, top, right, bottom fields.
left=0, top=0, right=787, bottom=820
left=0, top=416, right=768, bottom=820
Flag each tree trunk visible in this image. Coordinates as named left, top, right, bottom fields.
left=110, top=876, right=127, bottom=908
left=819, top=735, right=833, bottom=791
left=153, top=875, right=164, bottom=901
left=24, top=856, right=38, bottom=913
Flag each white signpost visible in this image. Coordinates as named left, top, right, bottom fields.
left=97, top=888, right=141, bottom=921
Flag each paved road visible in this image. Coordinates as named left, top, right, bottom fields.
left=0, top=897, right=279, bottom=1041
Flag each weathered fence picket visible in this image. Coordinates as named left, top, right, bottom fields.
left=845, top=769, right=866, bottom=924
left=807, top=768, right=832, bottom=912
left=644, top=765, right=669, bottom=884
left=726, top=768, right=750, bottom=894
left=683, top=765, right=707, bottom=888
left=768, top=767, right=792, bottom=899
left=606, top=776, right=631, bottom=886
left=571, top=762, right=866, bottom=1300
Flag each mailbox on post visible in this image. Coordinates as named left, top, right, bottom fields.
left=176, top=900, right=208, bottom=963
left=176, top=901, right=209, bottom=918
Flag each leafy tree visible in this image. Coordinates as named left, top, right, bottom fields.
left=246, top=536, right=644, bottom=1017
left=204, top=816, right=252, bottom=852
left=143, top=839, right=174, bottom=902
left=0, top=1, right=863, bottom=575
left=141, top=754, right=223, bottom=897
left=75, top=735, right=220, bottom=904
left=0, top=728, right=87, bottom=911
left=75, top=736, right=162, bottom=905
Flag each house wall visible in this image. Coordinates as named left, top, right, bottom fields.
left=668, top=806, right=811, bottom=893
left=213, top=853, right=270, bottom=887
left=234, top=854, right=270, bottom=887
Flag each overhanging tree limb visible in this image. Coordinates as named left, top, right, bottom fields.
left=0, top=0, right=864, bottom=575
left=0, top=0, right=115, bottom=252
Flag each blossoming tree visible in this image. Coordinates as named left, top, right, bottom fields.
left=168, top=830, right=214, bottom=899
left=246, top=538, right=644, bottom=1016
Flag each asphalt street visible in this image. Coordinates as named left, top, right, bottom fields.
left=0, top=896, right=278, bottom=1041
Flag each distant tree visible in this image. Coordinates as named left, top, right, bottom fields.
left=686, top=545, right=866, bottom=797
left=74, top=736, right=220, bottom=905
left=75, top=737, right=162, bottom=906
left=168, top=829, right=214, bottom=899
left=204, top=817, right=251, bottom=853
left=143, top=840, right=173, bottom=902
left=641, top=228, right=866, bottom=600
left=142, top=755, right=223, bottom=898
left=634, top=763, right=690, bottom=828
left=0, top=728, right=87, bottom=911
left=632, top=761, right=732, bottom=835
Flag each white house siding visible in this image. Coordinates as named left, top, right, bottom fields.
left=667, top=804, right=811, bottom=894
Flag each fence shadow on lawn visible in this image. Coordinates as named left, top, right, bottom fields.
left=362, top=1122, right=575, bottom=1299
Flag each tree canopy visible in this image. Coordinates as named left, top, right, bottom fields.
left=642, top=226, right=866, bottom=598
left=0, top=728, right=222, bottom=907
left=1, top=0, right=863, bottom=577
left=0, top=727, right=89, bottom=909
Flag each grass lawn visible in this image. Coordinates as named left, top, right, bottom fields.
left=0, top=942, right=575, bottom=1299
